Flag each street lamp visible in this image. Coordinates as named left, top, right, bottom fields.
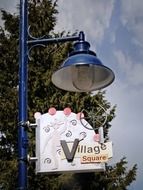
left=52, top=31, right=114, bottom=92
left=18, top=0, right=114, bottom=189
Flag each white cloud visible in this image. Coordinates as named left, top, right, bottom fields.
left=114, top=50, right=143, bottom=86
left=106, top=75, right=143, bottom=189
left=0, top=0, right=18, bottom=13
left=55, top=0, right=114, bottom=45
left=120, top=0, right=143, bottom=47
left=0, top=0, right=18, bottom=26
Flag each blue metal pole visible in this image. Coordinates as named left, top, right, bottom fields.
left=27, top=35, right=79, bottom=46
left=18, top=0, right=28, bottom=189
left=17, top=1, right=84, bottom=189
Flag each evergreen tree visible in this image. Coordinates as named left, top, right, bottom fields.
left=58, top=158, right=137, bottom=190
left=0, top=0, right=137, bottom=189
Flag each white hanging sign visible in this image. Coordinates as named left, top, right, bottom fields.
left=35, top=107, right=113, bottom=173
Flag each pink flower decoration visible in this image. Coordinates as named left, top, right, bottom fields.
left=76, top=112, right=84, bottom=120
left=48, top=107, right=56, bottom=115
left=93, top=133, right=100, bottom=142
left=64, top=107, right=71, bottom=116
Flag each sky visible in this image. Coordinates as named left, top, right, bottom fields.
left=0, top=0, right=143, bottom=189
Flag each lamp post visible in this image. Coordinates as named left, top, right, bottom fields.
left=18, top=0, right=114, bottom=189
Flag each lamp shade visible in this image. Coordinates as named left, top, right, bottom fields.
left=52, top=35, right=115, bottom=92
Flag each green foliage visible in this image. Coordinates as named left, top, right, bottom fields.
left=28, top=0, right=58, bottom=37
left=0, top=160, right=17, bottom=190
left=0, top=10, right=19, bottom=163
left=0, top=0, right=137, bottom=189
left=104, top=157, right=137, bottom=190
left=54, top=158, right=137, bottom=190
